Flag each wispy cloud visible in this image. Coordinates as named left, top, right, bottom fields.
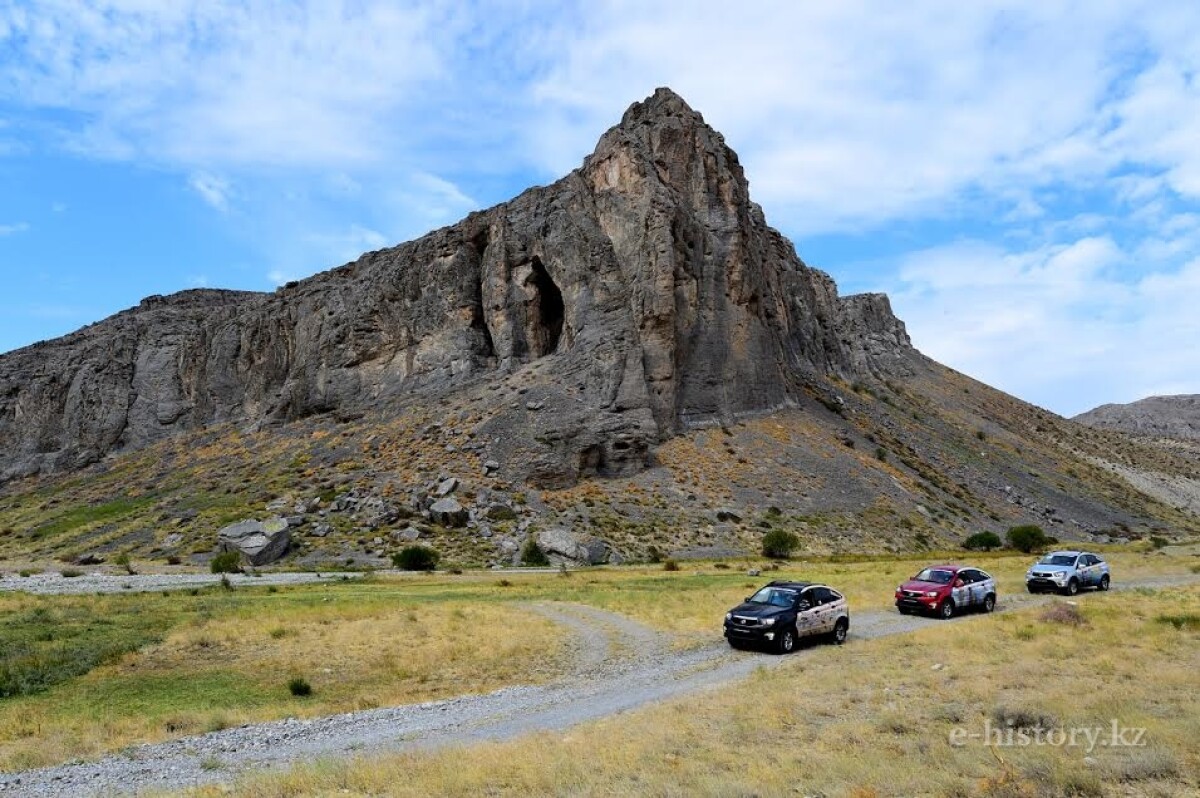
left=188, top=172, right=231, bottom=211
left=0, top=221, right=29, bottom=236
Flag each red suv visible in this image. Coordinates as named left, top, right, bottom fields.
left=895, top=565, right=997, bottom=619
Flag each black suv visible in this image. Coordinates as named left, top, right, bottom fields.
left=723, top=581, right=850, bottom=653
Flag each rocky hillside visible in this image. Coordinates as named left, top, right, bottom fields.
left=1075, top=395, right=1200, bottom=441
left=0, top=88, right=909, bottom=487
left=0, top=89, right=1196, bottom=569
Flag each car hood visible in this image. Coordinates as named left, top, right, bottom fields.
left=727, top=603, right=789, bottom=619
left=899, top=579, right=949, bottom=592
left=1029, top=564, right=1072, bottom=574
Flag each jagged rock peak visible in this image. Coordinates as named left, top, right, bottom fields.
left=0, top=88, right=918, bottom=485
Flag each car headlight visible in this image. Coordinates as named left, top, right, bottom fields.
left=897, top=585, right=904, bottom=592
left=925, top=591, right=939, bottom=598
left=761, top=617, right=776, bottom=627
left=725, top=612, right=732, bottom=621
left=1053, top=573, right=1067, bottom=581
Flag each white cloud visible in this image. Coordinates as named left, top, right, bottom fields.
left=528, top=2, right=1200, bottom=234
left=0, top=221, right=29, bottom=236
left=889, top=232, right=1200, bottom=416
left=188, top=172, right=231, bottom=211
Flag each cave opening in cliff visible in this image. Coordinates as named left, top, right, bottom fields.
left=528, top=257, right=564, bottom=356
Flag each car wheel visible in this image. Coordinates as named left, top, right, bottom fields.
left=776, top=627, right=797, bottom=654
left=1026, top=585, right=1039, bottom=594
left=1098, top=574, right=1110, bottom=591
left=938, top=600, right=955, bottom=620
left=830, top=619, right=848, bottom=645
left=897, top=607, right=912, bottom=615
left=727, top=639, right=747, bottom=650
left=1065, top=578, right=1079, bottom=596
left=982, top=593, right=996, bottom=613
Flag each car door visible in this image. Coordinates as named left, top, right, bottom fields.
left=977, top=569, right=996, bottom=601
left=961, top=569, right=983, bottom=606
left=811, top=587, right=835, bottom=633
left=951, top=571, right=972, bottom=608
left=795, top=589, right=819, bottom=636
left=1078, top=555, right=1096, bottom=586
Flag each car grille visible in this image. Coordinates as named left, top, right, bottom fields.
left=1032, top=571, right=1053, bottom=579
left=902, top=590, right=922, bottom=598
left=731, top=615, right=759, bottom=626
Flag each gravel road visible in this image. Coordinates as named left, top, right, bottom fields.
left=0, top=571, right=364, bottom=595
left=0, top=575, right=1195, bottom=797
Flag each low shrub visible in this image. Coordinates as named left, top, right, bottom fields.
left=393, top=545, right=440, bottom=572
left=210, top=550, right=242, bottom=574
left=662, top=559, right=679, bottom=572
left=761, top=529, right=800, bottom=559
left=1040, top=602, right=1088, bottom=626
left=520, top=538, right=549, bottom=567
left=963, top=531, right=1002, bottom=551
left=59, top=568, right=83, bottom=578
left=1006, top=524, right=1050, bottom=553
left=287, top=677, right=312, bottom=697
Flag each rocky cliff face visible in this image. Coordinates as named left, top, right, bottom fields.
left=0, top=88, right=916, bottom=484
left=1074, top=395, right=1200, bottom=441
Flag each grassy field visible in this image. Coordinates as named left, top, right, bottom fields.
left=0, top=578, right=572, bottom=771
left=2, top=547, right=1196, bottom=781
left=192, top=584, right=1200, bottom=798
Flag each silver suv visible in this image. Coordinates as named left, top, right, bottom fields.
left=1025, top=551, right=1110, bottom=595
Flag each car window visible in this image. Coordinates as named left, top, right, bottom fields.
left=1040, top=554, right=1077, bottom=566
left=914, top=568, right=954, bottom=584
left=748, top=587, right=798, bottom=607
left=1080, top=555, right=1094, bottom=566
left=812, top=587, right=836, bottom=604
left=977, top=570, right=992, bottom=581
left=960, top=570, right=979, bottom=583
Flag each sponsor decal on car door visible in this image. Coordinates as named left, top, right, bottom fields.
left=951, top=576, right=970, bottom=608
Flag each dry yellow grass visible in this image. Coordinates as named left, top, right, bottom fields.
left=0, top=594, right=570, bottom=771
left=188, top=585, right=1200, bottom=798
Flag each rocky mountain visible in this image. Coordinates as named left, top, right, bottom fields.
left=0, top=88, right=911, bottom=487
left=1075, top=395, right=1200, bottom=441
left=0, top=89, right=1196, bottom=568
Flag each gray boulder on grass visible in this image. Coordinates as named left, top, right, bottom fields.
left=217, top=517, right=291, bottom=566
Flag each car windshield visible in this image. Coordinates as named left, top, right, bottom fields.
left=1039, top=554, right=1077, bottom=566
left=913, top=568, right=954, bottom=585
left=748, top=587, right=797, bottom=607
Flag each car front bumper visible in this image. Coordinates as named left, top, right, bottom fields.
left=1026, top=577, right=1068, bottom=591
left=723, top=623, right=779, bottom=643
left=895, top=594, right=940, bottom=612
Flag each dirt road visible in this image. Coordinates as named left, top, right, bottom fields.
left=0, top=575, right=1194, bottom=797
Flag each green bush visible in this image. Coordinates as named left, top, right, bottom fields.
left=393, top=545, right=440, bottom=571
left=762, top=529, right=800, bottom=559
left=287, top=677, right=312, bottom=697
left=662, top=559, right=680, bottom=572
left=964, top=531, right=1002, bottom=551
left=1006, top=524, right=1050, bottom=553
left=521, top=538, right=549, bottom=566
left=210, top=550, right=242, bottom=574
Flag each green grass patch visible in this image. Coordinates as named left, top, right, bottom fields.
left=30, top=496, right=155, bottom=540
left=0, top=599, right=176, bottom=698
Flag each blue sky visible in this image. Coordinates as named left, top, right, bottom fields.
left=1, top=2, right=1198, bottom=417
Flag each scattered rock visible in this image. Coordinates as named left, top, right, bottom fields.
left=75, top=553, right=105, bottom=566
left=429, top=497, right=469, bottom=528
left=217, top=517, right=291, bottom=566
left=537, top=528, right=616, bottom=565
left=715, top=508, right=742, bottom=523
left=435, top=477, right=460, bottom=497
left=310, top=523, right=332, bottom=538
left=747, top=568, right=760, bottom=577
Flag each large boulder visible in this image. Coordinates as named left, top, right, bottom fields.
left=536, top=528, right=615, bottom=566
left=217, top=517, right=291, bottom=566
left=429, top=497, right=469, bottom=528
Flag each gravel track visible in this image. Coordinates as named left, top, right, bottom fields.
left=1, top=575, right=1195, bottom=797
left=0, top=571, right=364, bottom=595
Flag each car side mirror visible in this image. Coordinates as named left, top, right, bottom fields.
left=797, top=601, right=812, bottom=611
left=953, top=579, right=964, bottom=587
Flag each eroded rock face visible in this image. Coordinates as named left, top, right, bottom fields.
left=0, top=88, right=917, bottom=484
